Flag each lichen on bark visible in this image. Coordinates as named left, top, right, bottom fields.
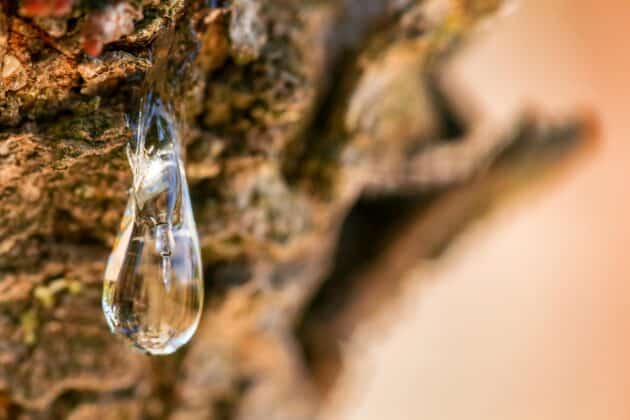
left=0, top=0, right=595, bottom=418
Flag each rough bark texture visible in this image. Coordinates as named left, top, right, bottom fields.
left=0, top=0, right=595, bottom=419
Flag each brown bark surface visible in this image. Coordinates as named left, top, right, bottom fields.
left=0, top=0, right=595, bottom=418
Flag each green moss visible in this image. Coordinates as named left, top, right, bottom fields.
left=20, top=309, right=38, bottom=345
left=73, top=97, right=102, bottom=116
left=33, top=278, right=83, bottom=310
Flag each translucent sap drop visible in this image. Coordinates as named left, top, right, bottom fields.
left=103, top=97, right=203, bottom=355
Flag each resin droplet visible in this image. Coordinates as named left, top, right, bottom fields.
left=103, top=94, right=203, bottom=355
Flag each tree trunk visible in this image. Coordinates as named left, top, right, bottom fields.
left=0, top=0, right=595, bottom=418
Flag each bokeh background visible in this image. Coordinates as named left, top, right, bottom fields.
left=322, top=1, right=630, bottom=419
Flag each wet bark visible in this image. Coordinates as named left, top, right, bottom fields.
left=0, top=0, right=596, bottom=419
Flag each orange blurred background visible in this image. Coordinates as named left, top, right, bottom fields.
left=322, top=1, right=630, bottom=419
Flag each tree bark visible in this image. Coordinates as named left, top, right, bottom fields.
left=0, top=0, right=595, bottom=418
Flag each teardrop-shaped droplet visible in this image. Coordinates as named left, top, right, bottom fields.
left=103, top=94, right=203, bottom=355
left=103, top=159, right=203, bottom=355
